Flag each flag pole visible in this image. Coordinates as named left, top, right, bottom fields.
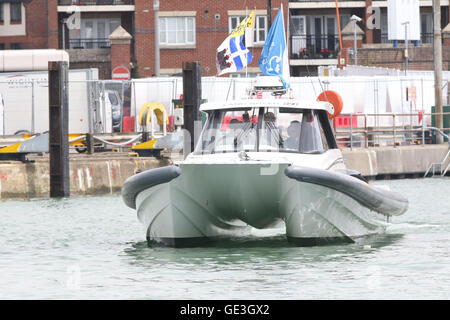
left=335, top=0, right=343, bottom=53
left=246, top=7, right=248, bottom=79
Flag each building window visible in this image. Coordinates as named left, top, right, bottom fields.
left=255, top=16, right=267, bottom=43
left=0, top=44, right=5, bottom=50
left=11, top=43, right=22, bottom=50
left=69, top=18, right=121, bottom=49
left=229, top=15, right=267, bottom=45
left=159, top=17, right=196, bottom=46
left=0, top=4, right=4, bottom=23
left=10, top=3, right=22, bottom=23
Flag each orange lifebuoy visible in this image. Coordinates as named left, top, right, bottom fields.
left=318, top=90, right=343, bottom=119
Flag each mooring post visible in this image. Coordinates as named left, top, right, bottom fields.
left=85, top=133, right=94, bottom=154
left=182, top=61, right=202, bottom=158
left=48, top=61, right=70, bottom=198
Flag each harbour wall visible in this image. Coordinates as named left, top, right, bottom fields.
left=342, top=145, right=449, bottom=178
left=0, top=145, right=448, bottom=199
left=0, top=153, right=170, bottom=199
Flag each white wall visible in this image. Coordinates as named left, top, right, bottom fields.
left=0, top=69, right=97, bottom=135
left=131, top=75, right=447, bottom=129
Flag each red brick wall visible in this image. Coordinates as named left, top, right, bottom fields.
left=134, top=0, right=288, bottom=78
left=111, top=42, right=131, bottom=76
left=349, top=46, right=450, bottom=70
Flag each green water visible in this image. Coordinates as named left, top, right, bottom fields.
left=0, top=178, right=449, bottom=299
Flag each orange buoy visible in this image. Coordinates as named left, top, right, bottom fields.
left=318, top=90, right=343, bottom=119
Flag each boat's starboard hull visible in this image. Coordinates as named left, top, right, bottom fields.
left=122, top=161, right=407, bottom=247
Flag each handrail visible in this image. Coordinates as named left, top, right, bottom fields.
left=93, top=134, right=142, bottom=147
left=424, top=148, right=450, bottom=177
left=443, top=161, right=450, bottom=176
left=424, top=126, right=450, bottom=142
left=333, top=112, right=450, bottom=149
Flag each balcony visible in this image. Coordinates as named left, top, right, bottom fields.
left=57, top=0, right=135, bottom=12
left=290, top=0, right=364, bottom=2
left=380, top=32, right=434, bottom=44
left=290, top=34, right=340, bottom=59
left=69, top=38, right=110, bottom=49
left=59, top=0, right=134, bottom=4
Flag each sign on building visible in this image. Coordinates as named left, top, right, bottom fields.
left=388, top=0, right=420, bottom=41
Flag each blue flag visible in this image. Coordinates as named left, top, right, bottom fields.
left=258, top=6, right=290, bottom=88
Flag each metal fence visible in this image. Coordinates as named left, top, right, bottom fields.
left=58, top=0, right=134, bottom=5
left=333, top=112, right=450, bottom=149
left=1, top=75, right=449, bottom=150
left=69, top=38, right=111, bottom=49
left=380, top=33, right=434, bottom=44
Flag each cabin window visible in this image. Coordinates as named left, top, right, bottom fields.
left=196, top=108, right=259, bottom=153
left=264, top=108, right=328, bottom=153
left=195, top=107, right=333, bottom=155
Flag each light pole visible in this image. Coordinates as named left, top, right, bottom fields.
left=402, top=21, right=410, bottom=75
left=433, top=0, right=443, bottom=144
left=350, top=15, right=362, bottom=65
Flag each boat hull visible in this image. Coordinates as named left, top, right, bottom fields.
left=128, top=162, right=399, bottom=247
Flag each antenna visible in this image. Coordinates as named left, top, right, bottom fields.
left=245, top=7, right=248, bottom=80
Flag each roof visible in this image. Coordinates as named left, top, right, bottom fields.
left=199, top=99, right=335, bottom=114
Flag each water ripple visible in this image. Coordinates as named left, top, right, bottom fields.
left=0, top=178, right=449, bottom=299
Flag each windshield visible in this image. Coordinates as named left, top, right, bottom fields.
left=195, top=107, right=332, bottom=154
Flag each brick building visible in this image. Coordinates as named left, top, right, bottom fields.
left=0, top=0, right=58, bottom=50
left=1, top=1, right=450, bottom=78
left=1, top=0, right=288, bottom=78
left=133, top=0, right=288, bottom=77
left=289, top=0, right=450, bottom=75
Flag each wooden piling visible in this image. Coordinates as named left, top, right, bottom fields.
left=48, top=61, right=70, bottom=197
left=182, top=62, right=202, bottom=157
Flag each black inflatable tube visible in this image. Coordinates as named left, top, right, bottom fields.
left=284, top=166, right=408, bottom=216
left=122, top=165, right=181, bottom=209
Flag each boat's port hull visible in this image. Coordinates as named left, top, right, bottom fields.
left=125, top=162, right=403, bottom=247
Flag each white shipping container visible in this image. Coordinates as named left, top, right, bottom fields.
left=0, top=69, right=98, bottom=135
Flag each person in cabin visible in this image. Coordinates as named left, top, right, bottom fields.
left=285, top=120, right=301, bottom=150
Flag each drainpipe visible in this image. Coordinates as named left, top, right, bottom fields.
left=154, top=0, right=160, bottom=76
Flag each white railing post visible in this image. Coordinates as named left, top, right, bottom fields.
left=163, top=110, right=167, bottom=136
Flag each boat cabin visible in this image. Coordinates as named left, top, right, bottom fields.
left=195, top=99, right=338, bottom=155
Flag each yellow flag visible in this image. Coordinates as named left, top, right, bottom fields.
left=230, top=11, right=255, bottom=37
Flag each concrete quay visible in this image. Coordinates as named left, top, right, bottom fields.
left=0, top=145, right=448, bottom=199
left=0, top=152, right=170, bottom=199
left=341, top=144, right=449, bottom=179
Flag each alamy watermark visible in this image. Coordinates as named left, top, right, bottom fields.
left=66, top=264, right=81, bottom=291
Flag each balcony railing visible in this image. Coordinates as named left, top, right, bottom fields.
left=58, top=0, right=134, bottom=5
left=290, top=32, right=434, bottom=59
left=290, top=34, right=340, bottom=59
left=69, top=38, right=110, bottom=49
left=290, top=0, right=371, bottom=2
left=380, top=32, right=434, bottom=44
left=289, top=0, right=386, bottom=2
